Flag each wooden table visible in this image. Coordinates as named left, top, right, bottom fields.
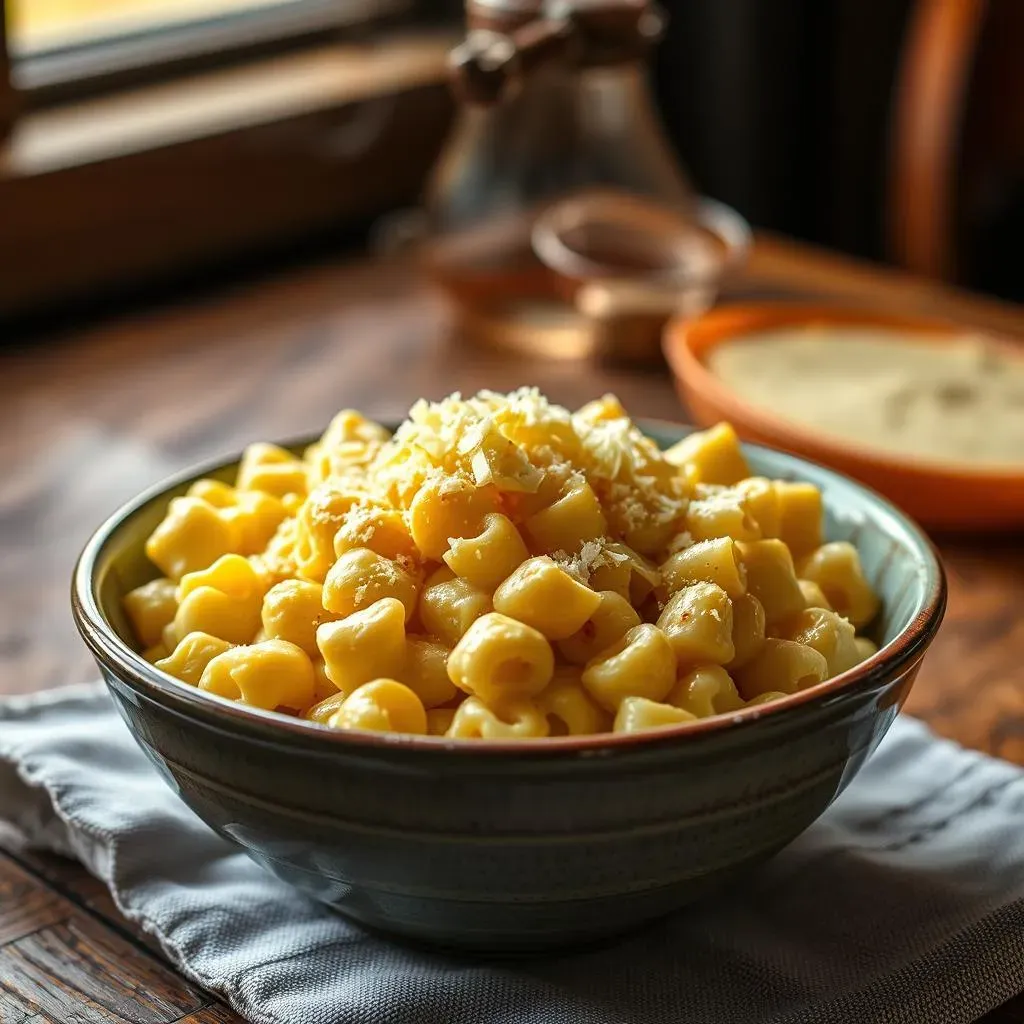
left=2, top=235, right=1023, bottom=1023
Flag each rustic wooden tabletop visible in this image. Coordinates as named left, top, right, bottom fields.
left=1, top=235, right=1023, bottom=1023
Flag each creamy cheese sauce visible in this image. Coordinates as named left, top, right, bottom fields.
left=708, top=327, right=1024, bottom=468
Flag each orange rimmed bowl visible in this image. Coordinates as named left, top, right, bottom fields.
left=664, top=304, right=1024, bottom=531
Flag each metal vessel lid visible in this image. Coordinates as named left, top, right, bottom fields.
left=454, top=0, right=665, bottom=104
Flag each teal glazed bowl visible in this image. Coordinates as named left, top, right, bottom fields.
left=72, top=423, right=946, bottom=952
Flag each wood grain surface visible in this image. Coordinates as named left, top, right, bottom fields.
left=1, top=235, right=1022, bottom=1022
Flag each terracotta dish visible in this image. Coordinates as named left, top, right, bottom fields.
left=664, top=304, right=1024, bottom=530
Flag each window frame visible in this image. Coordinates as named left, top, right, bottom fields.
left=1, top=2, right=15, bottom=133
left=11, top=0, right=415, bottom=106
left=0, top=0, right=460, bottom=319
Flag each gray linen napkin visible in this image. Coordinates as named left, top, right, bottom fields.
left=1, top=683, right=1022, bottom=1024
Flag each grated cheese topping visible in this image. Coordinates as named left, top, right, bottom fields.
left=551, top=538, right=612, bottom=584
left=357, top=389, right=691, bottom=555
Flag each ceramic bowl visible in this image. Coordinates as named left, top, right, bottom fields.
left=663, top=304, right=1024, bottom=530
left=72, top=424, right=945, bottom=952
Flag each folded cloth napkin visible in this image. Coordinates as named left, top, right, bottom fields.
left=1, top=685, right=1023, bottom=1024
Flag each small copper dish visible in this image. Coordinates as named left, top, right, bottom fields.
left=531, top=189, right=751, bottom=365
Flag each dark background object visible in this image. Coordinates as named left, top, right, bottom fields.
left=652, top=0, right=1023, bottom=302
left=653, top=0, right=914, bottom=261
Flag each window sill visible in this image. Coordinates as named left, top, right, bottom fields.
left=0, top=30, right=455, bottom=318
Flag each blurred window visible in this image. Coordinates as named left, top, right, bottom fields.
left=7, top=0, right=414, bottom=99
left=12, top=0, right=321, bottom=53
left=0, top=0, right=457, bottom=319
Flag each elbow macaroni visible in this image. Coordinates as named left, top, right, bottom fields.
left=443, top=512, right=530, bottom=591
left=660, top=537, right=747, bottom=600
left=492, top=556, right=603, bottom=641
left=130, top=390, right=880, bottom=737
left=796, top=542, right=880, bottom=628
left=418, top=568, right=493, bottom=647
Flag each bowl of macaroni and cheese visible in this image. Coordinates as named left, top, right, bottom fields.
left=73, top=389, right=945, bottom=951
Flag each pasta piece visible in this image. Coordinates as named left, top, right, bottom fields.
left=188, top=483, right=290, bottom=558
left=734, top=639, right=829, bottom=700
left=746, top=690, right=789, bottom=707
left=316, top=597, right=407, bottom=694
left=660, top=537, right=747, bottom=599
left=669, top=665, right=744, bottom=718
left=124, top=577, right=178, bottom=648
left=200, top=639, right=315, bottom=711
left=320, top=409, right=391, bottom=449
left=418, top=567, right=493, bottom=646
left=662, top=423, right=750, bottom=485
left=177, top=553, right=265, bottom=604
left=145, top=496, right=239, bottom=581
left=260, top=579, right=332, bottom=655
left=614, top=697, right=698, bottom=733
left=581, top=623, right=676, bottom=712
left=537, top=668, right=610, bottom=735
left=447, top=612, right=554, bottom=704
left=400, top=636, right=458, bottom=708
left=447, top=697, right=549, bottom=739
left=500, top=462, right=573, bottom=523
left=231, top=491, right=290, bottom=556
left=588, top=542, right=661, bottom=604
left=187, top=479, right=237, bottom=508
left=322, top=548, right=420, bottom=622
left=736, top=539, right=805, bottom=625
left=173, top=586, right=262, bottom=646
left=621, top=520, right=682, bottom=561
left=304, top=690, right=347, bottom=725
left=306, top=410, right=390, bottom=484
left=655, top=583, right=735, bottom=666
left=727, top=593, right=767, bottom=670
left=311, top=658, right=340, bottom=701
left=161, top=621, right=180, bottom=653
left=442, top=513, right=530, bottom=591
left=465, top=421, right=545, bottom=493
left=325, top=679, right=427, bottom=734
left=557, top=590, right=641, bottom=666
left=333, top=506, right=418, bottom=563
left=237, top=442, right=308, bottom=499
left=798, top=579, right=833, bottom=611
left=492, top=556, right=602, bottom=641
left=685, top=486, right=762, bottom=544
left=155, top=632, right=234, bottom=686
left=775, top=607, right=861, bottom=677
left=426, top=707, right=458, bottom=736
left=172, top=554, right=266, bottom=646
left=255, top=518, right=300, bottom=587
left=293, top=484, right=372, bottom=582
left=524, top=480, right=608, bottom=555
left=408, top=475, right=499, bottom=559
left=734, top=477, right=781, bottom=538
left=573, top=394, right=628, bottom=425
left=775, top=481, right=824, bottom=558
left=797, top=542, right=880, bottom=628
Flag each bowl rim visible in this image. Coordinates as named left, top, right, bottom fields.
left=531, top=192, right=752, bottom=289
left=72, top=420, right=946, bottom=757
left=662, top=302, right=1024, bottom=482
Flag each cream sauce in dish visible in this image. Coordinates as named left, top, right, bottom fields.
left=707, top=327, right=1024, bottom=468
